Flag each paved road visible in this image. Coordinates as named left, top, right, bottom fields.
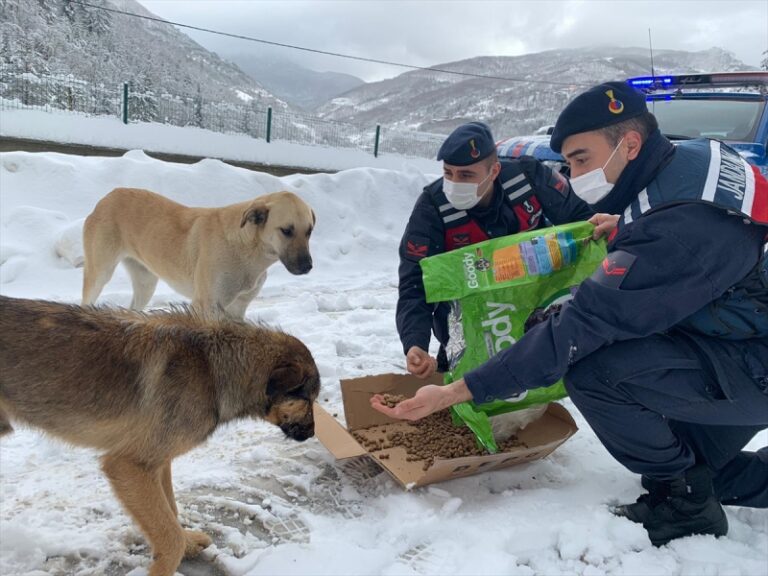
left=0, top=136, right=333, bottom=176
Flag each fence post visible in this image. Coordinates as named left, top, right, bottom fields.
left=374, top=124, right=381, bottom=157
left=122, top=82, right=128, bottom=124
left=266, top=107, right=272, bottom=142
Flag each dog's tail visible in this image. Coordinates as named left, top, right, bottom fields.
left=81, top=205, right=123, bottom=306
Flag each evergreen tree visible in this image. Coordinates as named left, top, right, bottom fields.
left=84, top=0, right=112, bottom=36
left=193, top=84, right=204, bottom=128
left=761, top=49, right=768, bottom=71
left=62, top=0, right=77, bottom=22
left=128, top=76, right=158, bottom=123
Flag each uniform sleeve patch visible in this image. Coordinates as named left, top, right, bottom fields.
left=593, top=250, right=637, bottom=288
left=404, top=235, right=430, bottom=261
left=451, top=232, right=472, bottom=247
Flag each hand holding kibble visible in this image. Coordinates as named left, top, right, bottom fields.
left=361, top=392, right=524, bottom=470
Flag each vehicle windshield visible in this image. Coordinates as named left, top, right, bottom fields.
left=648, top=98, right=764, bottom=142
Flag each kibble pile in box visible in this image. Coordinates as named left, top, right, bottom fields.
left=314, top=373, right=577, bottom=488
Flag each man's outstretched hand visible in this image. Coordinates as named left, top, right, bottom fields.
left=370, top=380, right=473, bottom=421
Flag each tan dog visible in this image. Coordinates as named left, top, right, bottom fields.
left=0, top=295, right=321, bottom=576
left=82, top=188, right=315, bottom=318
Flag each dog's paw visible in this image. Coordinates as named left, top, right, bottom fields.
left=183, top=530, right=212, bottom=558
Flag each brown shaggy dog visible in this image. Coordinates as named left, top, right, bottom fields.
left=0, top=296, right=320, bottom=576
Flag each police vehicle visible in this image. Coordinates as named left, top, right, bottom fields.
left=497, top=72, right=768, bottom=177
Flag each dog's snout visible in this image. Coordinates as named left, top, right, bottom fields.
left=285, top=255, right=312, bottom=275
left=281, top=421, right=315, bottom=442
left=297, top=259, right=312, bottom=274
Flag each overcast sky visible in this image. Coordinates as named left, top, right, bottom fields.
left=137, top=0, right=767, bottom=82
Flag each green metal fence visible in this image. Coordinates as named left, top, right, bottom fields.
left=0, top=68, right=445, bottom=160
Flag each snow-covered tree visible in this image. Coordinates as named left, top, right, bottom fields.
left=128, top=75, right=158, bottom=122
left=83, top=0, right=112, bottom=36
left=62, top=0, right=78, bottom=22
left=193, top=84, right=204, bottom=127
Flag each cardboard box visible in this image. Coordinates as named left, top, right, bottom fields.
left=314, top=373, right=578, bottom=488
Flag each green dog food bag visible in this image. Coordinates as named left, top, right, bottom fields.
left=420, top=221, right=607, bottom=453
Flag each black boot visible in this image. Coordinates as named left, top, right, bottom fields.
left=611, top=478, right=669, bottom=524
left=643, top=465, right=728, bottom=547
left=644, top=451, right=768, bottom=508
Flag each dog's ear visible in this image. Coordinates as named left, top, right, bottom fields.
left=240, top=204, right=269, bottom=228
left=267, top=362, right=304, bottom=397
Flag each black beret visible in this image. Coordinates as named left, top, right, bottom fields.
left=437, top=122, right=496, bottom=166
left=550, top=82, right=648, bottom=153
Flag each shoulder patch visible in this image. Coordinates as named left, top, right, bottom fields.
left=548, top=169, right=570, bottom=197
left=404, top=234, right=430, bottom=261
left=592, top=250, right=637, bottom=289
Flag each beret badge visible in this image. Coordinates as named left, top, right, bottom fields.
left=606, top=89, right=625, bottom=115
left=469, top=138, right=480, bottom=159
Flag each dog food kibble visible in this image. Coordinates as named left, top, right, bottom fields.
left=356, top=394, right=525, bottom=470
left=380, top=393, right=406, bottom=408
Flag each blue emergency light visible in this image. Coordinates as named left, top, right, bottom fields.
left=627, top=72, right=767, bottom=92
left=627, top=76, right=674, bottom=88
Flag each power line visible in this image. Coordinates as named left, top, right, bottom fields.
left=70, top=0, right=587, bottom=88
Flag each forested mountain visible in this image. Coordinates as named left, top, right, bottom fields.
left=0, top=0, right=287, bottom=109
left=316, top=46, right=755, bottom=137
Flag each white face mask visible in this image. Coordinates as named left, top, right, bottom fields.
left=443, top=169, right=494, bottom=210
left=569, top=138, right=624, bottom=205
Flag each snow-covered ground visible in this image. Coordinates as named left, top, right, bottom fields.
left=0, top=110, right=766, bottom=576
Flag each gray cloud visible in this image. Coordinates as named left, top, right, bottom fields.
left=138, top=0, right=767, bottom=81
